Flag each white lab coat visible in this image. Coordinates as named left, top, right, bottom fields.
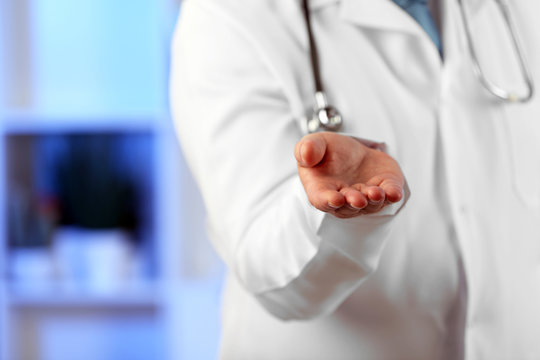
left=170, top=0, right=540, bottom=358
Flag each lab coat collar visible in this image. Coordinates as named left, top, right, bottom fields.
left=308, top=0, right=488, bottom=35
left=307, top=0, right=339, bottom=10
left=339, top=0, right=424, bottom=36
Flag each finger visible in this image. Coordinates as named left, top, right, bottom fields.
left=331, top=205, right=364, bottom=219
left=350, top=184, right=386, bottom=214
left=308, top=188, right=345, bottom=212
left=380, top=180, right=404, bottom=203
left=294, top=134, right=327, bottom=168
left=366, top=186, right=385, bottom=204
left=353, top=184, right=384, bottom=205
left=339, top=187, right=368, bottom=210
left=366, top=175, right=404, bottom=204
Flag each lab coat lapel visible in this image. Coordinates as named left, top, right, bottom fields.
left=333, top=0, right=488, bottom=35
left=307, top=0, right=339, bottom=9
left=466, top=0, right=489, bottom=16
left=338, top=0, right=426, bottom=37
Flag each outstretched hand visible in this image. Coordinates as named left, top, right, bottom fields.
left=295, top=132, right=406, bottom=218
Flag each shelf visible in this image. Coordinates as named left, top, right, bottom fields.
left=6, top=281, right=161, bottom=309
left=8, top=294, right=159, bottom=310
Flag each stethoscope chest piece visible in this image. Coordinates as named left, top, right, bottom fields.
left=307, top=91, right=343, bottom=133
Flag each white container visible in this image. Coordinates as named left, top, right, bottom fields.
left=9, top=248, right=54, bottom=291
left=52, top=227, right=135, bottom=293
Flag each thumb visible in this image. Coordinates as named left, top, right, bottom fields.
left=294, top=134, right=327, bottom=168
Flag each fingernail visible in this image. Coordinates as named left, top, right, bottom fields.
left=299, top=143, right=306, bottom=165
left=328, top=203, right=341, bottom=209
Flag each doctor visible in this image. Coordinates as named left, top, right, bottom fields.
left=170, top=0, right=540, bottom=358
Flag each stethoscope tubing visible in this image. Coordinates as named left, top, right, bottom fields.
left=457, top=0, right=534, bottom=103
left=301, top=0, right=324, bottom=94
left=302, top=0, right=535, bottom=133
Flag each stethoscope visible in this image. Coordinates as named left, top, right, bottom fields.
left=302, top=0, right=535, bottom=133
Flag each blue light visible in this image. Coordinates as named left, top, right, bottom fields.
left=30, top=0, right=166, bottom=116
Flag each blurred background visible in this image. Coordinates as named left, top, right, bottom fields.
left=0, top=1, right=225, bottom=359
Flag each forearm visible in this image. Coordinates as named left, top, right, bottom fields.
left=232, top=177, right=405, bottom=320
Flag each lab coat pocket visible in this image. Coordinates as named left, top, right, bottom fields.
left=503, top=103, right=540, bottom=209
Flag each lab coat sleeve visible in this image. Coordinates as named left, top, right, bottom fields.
left=170, top=1, right=408, bottom=321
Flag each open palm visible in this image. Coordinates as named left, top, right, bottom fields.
left=295, top=132, right=406, bottom=218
